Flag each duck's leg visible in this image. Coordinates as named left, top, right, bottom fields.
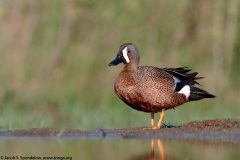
left=151, top=112, right=155, bottom=128
left=151, top=112, right=160, bottom=129
left=157, top=109, right=165, bottom=128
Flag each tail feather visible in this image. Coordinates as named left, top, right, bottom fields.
left=189, top=86, right=216, bottom=101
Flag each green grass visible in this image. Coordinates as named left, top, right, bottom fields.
left=0, top=95, right=238, bottom=130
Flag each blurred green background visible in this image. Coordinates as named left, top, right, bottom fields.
left=0, top=0, right=239, bottom=130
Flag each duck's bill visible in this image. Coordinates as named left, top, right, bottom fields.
left=108, top=56, right=122, bottom=67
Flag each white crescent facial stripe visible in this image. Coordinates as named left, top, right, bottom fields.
left=178, top=85, right=190, bottom=99
left=122, top=47, right=130, bottom=63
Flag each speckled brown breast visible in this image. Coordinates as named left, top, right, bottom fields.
left=114, top=66, right=187, bottom=113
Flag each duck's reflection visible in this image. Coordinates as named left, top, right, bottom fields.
left=151, top=139, right=165, bottom=160
left=130, top=139, right=176, bottom=160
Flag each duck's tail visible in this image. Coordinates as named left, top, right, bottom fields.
left=189, top=86, right=216, bottom=101
left=164, top=67, right=216, bottom=101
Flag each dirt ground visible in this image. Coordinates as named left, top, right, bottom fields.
left=0, top=119, right=239, bottom=141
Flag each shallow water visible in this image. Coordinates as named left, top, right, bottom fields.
left=0, top=138, right=239, bottom=160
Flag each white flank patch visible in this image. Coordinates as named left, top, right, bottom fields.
left=122, top=47, right=130, bottom=63
left=178, top=85, right=190, bottom=98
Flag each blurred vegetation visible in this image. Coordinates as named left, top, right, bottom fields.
left=0, top=0, right=239, bottom=130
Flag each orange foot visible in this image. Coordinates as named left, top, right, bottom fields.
left=151, top=125, right=160, bottom=129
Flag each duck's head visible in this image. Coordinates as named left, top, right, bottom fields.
left=108, top=43, right=140, bottom=67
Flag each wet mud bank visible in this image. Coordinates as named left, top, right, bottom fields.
left=0, top=119, right=239, bottom=141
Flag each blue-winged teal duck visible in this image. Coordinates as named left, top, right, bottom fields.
left=108, top=43, right=215, bottom=129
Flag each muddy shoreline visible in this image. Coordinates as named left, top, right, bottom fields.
left=0, top=119, right=239, bottom=141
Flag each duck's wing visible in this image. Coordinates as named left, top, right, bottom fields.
left=162, top=67, right=203, bottom=92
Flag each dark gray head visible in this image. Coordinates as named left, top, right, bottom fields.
left=108, top=43, right=140, bottom=67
